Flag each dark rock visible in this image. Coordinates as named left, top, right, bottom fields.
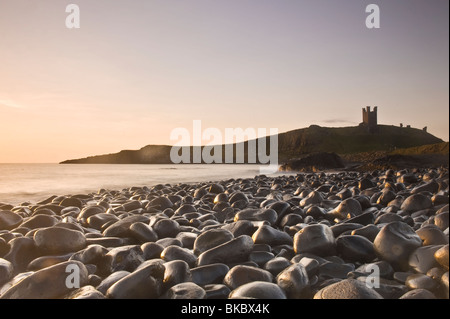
left=161, top=245, right=197, bottom=267
left=223, top=265, right=273, bottom=290
left=27, top=254, right=72, bottom=271
left=152, top=218, right=180, bottom=238
left=409, top=245, right=443, bottom=273
left=252, top=225, right=292, bottom=246
left=103, top=245, right=144, bottom=273
left=234, top=208, right=277, bottom=226
left=162, top=282, right=206, bottom=299
left=401, top=194, right=433, bottom=213
left=276, top=263, right=311, bottom=298
left=328, top=198, right=362, bottom=220
left=193, top=229, right=234, bottom=256
left=197, top=235, right=253, bottom=266
left=129, top=222, right=158, bottom=243
left=141, top=242, right=164, bottom=260
left=20, top=214, right=59, bottom=229
left=106, top=259, right=165, bottom=299
left=0, top=211, right=23, bottom=230
left=336, top=235, right=376, bottom=263
left=229, top=281, right=287, bottom=299
left=248, top=251, right=274, bottom=267
left=204, top=284, right=231, bottom=299
left=373, top=221, right=423, bottom=270
left=0, top=261, right=89, bottom=299
left=96, top=270, right=130, bottom=295
left=263, top=257, right=291, bottom=277
left=162, top=260, right=192, bottom=290
left=3, top=236, right=39, bottom=274
left=191, top=263, right=229, bottom=286
left=34, top=227, right=86, bottom=255
left=293, top=224, right=336, bottom=257
left=102, top=215, right=149, bottom=237
left=65, top=285, right=106, bottom=299
left=351, top=224, right=380, bottom=242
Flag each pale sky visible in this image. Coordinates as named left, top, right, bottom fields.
left=0, top=0, right=448, bottom=163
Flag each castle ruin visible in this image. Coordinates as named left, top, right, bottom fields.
left=362, top=106, right=378, bottom=133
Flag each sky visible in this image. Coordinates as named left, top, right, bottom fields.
left=0, top=0, right=448, bottom=163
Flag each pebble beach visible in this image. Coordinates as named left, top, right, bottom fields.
left=0, top=167, right=448, bottom=299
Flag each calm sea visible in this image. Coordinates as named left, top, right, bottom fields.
left=0, top=164, right=291, bottom=205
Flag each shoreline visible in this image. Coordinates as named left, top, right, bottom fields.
left=0, top=166, right=448, bottom=299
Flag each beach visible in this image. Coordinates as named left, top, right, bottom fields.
left=0, top=166, right=448, bottom=299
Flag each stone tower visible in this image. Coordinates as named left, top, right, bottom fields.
left=362, top=106, right=378, bottom=133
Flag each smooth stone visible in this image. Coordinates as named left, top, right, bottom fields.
left=204, top=284, right=231, bottom=299
left=330, top=223, right=363, bottom=237
left=141, top=242, right=164, bottom=260
left=280, top=214, right=304, bottom=227
left=405, top=274, right=438, bottom=292
left=374, top=213, right=403, bottom=225
left=0, top=261, right=88, bottom=299
left=298, top=257, right=320, bottom=277
left=351, top=224, right=380, bottom=242
left=34, top=227, right=87, bottom=254
left=234, top=208, right=277, bottom=226
left=401, top=194, right=433, bottom=213
left=163, top=260, right=192, bottom=290
left=409, top=245, right=443, bottom=273
left=434, top=244, right=449, bottom=270
left=221, top=220, right=256, bottom=237
left=86, top=213, right=119, bottom=230
left=20, top=215, right=59, bottom=229
left=161, top=245, right=197, bottom=267
left=152, top=218, right=180, bottom=238
left=318, top=262, right=355, bottom=280
left=344, top=211, right=375, bottom=226
left=411, top=180, right=439, bottom=194
left=328, top=198, right=363, bottom=220
left=27, top=253, right=72, bottom=271
left=293, top=224, right=336, bottom=257
left=3, top=236, right=40, bottom=274
left=223, top=265, right=273, bottom=290
left=0, top=237, right=8, bottom=257
left=399, top=288, right=437, bottom=299
left=77, top=206, right=105, bottom=224
left=248, top=251, right=275, bottom=267
left=102, top=215, right=149, bottom=237
left=175, top=232, right=197, bottom=249
left=416, top=225, right=448, bottom=246
left=65, top=285, right=106, bottom=299
left=229, top=192, right=248, bottom=204
left=336, top=235, right=376, bottom=263
left=103, top=245, right=144, bottom=273
left=162, top=282, right=206, bottom=299
left=313, top=278, right=383, bottom=299
left=373, top=221, right=423, bottom=270
left=191, top=263, right=230, bottom=286
left=434, top=212, right=449, bottom=231
left=252, top=225, right=292, bottom=246
left=0, top=211, right=23, bottom=230
left=106, top=260, right=165, bottom=299
left=128, top=222, right=158, bottom=243
left=193, top=229, right=234, bottom=256
left=197, top=235, right=254, bottom=266
left=229, top=281, right=287, bottom=299
left=299, top=191, right=323, bottom=207
left=96, top=270, right=130, bottom=294
left=0, top=258, right=13, bottom=286
left=276, top=263, right=311, bottom=298
left=147, top=196, right=173, bottom=210
left=70, top=244, right=108, bottom=265
left=263, top=257, right=291, bottom=277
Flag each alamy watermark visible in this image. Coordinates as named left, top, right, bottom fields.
left=64, top=4, right=380, bottom=30
left=170, top=120, right=279, bottom=174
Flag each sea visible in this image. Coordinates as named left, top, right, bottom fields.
left=0, top=163, right=293, bottom=205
